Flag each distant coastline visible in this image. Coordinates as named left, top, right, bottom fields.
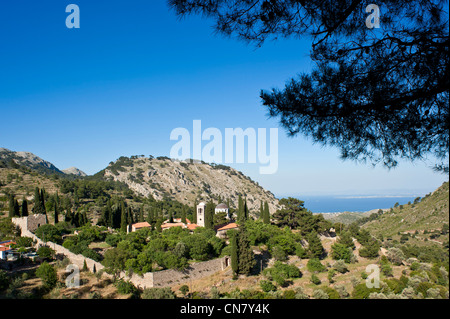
left=290, top=195, right=419, bottom=214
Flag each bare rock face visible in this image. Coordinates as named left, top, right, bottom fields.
left=62, top=167, right=87, bottom=177
left=0, top=147, right=63, bottom=174
left=102, top=156, right=280, bottom=214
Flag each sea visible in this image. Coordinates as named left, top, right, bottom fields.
left=295, top=195, right=419, bottom=214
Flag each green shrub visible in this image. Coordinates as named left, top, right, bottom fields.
left=307, top=258, right=326, bottom=273
left=0, top=270, right=10, bottom=291
left=141, top=287, right=176, bottom=299
left=322, top=286, right=340, bottom=299
left=37, top=246, right=55, bottom=260
left=115, top=279, right=139, bottom=296
left=310, top=274, right=321, bottom=285
left=259, top=280, right=277, bottom=292
left=36, top=262, right=58, bottom=288
left=333, top=260, right=349, bottom=274
left=282, top=289, right=296, bottom=299
left=351, top=283, right=381, bottom=299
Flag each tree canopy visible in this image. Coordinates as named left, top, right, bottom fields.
left=169, top=0, right=449, bottom=172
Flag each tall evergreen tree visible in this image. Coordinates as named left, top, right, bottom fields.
left=236, top=228, right=255, bottom=275
left=139, top=205, right=144, bottom=222
left=54, top=202, right=59, bottom=224
left=204, top=201, right=215, bottom=230
left=307, top=232, right=325, bottom=259
left=21, top=198, right=28, bottom=217
left=263, top=201, right=270, bottom=224
left=147, top=206, right=154, bottom=225
left=237, top=195, right=244, bottom=222
left=156, top=218, right=162, bottom=233
left=127, top=207, right=133, bottom=225
left=8, top=194, right=15, bottom=218
left=40, top=188, right=46, bottom=214
left=231, top=232, right=239, bottom=278
left=14, top=199, right=20, bottom=217
left=169, top=0, right=450, bottom=173
left=259, top=201, right=264, bottom=220
left=243, top=199, right=249, bottom=221
left=101, top=204, right=111, bottom=228
left=193, top=199, right=198, bottom=224
left=120, top=203, right=127, bottom=233
left=33, top=187, right=45, bottom=215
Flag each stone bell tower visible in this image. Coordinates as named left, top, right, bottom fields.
left=196, top=202, right=206, bottom=227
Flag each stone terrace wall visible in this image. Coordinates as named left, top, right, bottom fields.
left=121, top=256, right=229, bottom=289
left=12, top=216, right=104, bottom=273
left=152, top=256, right=229, bottom=287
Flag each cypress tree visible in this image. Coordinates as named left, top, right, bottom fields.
left=237, top=195, right=243, bottom=222
left=40, top=188, right=46, bottom=214
left=21, top=198, right=28, bottom=217
left=54, top=202, right=59, bottom=224
left=263, top=201, right=270, bottom=224
left=243, top=199, right=249, bottom=221
left=259, top=201, right=264, bottom=220
left=120, top=204, right=127, bottom=233
left=205, top=201, right=215, bottom=230
left=147, top=206, right=154, bottom=224
left=83, top=210, right=88, bottom=225
left=33, top=187, right=44, bottom=215
left=130, top=207, right=135, bottom=224
left=193, top=199, right=198, bottom=224
left=139, top=205, right=144, bottom=222
left=13, top=199, right=20, bottom=217
left=236, top=228, right=255, bottom=275
left=8, top=194, right=15, bottom=218
left=156, top=218, right=162, bottom=233
left=231, top=232, right=239, bottom=278
left=101, top=204, right=111, bottom=228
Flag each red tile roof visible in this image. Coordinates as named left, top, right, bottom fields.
left=216, top=223, right=239, bottom=232
left=0, top=241, right=16, bottom=248
left=132, top=222, right=151, bottom=229
left=161, top=222, right=185, bottom=229
left=187, top=223, right=200, bottom=230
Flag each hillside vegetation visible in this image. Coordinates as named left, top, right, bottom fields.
left=362, top=182, right=449, bottom=239
left=0, top=149, right=448, bottom=300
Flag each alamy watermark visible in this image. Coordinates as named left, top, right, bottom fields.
left=66, top=4, right=80, bottom=29
left=65, top=264, right=80, bottom=288
left=365, top=264, right=380, bottom=288
left=366, top=4, right=380, bottom=29
left=170, top=120, right=278, bottom=174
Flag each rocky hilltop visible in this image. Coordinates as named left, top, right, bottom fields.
left=98, top=155, right=280, bottom=213
left=62, top=167, right=87, bottom=177
left=0, top=147, right=63, bottom=175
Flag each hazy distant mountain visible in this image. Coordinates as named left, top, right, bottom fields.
left=62, top=167, right=87, bottom=177
left=0, top=147, right=63, bottom=175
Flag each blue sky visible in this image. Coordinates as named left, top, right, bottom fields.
left=0, top=1, right=447, bottom=197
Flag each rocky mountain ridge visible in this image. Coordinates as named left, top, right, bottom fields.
left=1, top=148, right=280, bottom=214
left=99, top=155, right=280, bottom=213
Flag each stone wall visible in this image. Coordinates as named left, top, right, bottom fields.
left=152, top=256, right=228, bottom=288
left=121, top=256, right=229, bottom=289
left=12, top=216, right=229, bottom=290
left=12, top=216, right=104, bottom=273
left=12, top=214, right=47, bottom=233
